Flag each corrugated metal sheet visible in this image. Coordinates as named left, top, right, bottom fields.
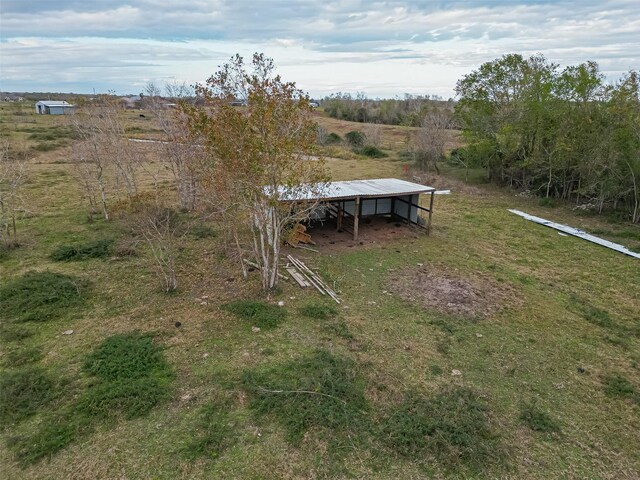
left=280, top=178, right=435, bottom=202
left=36, top=101, right=73, bottom=107
left=509, top=209, right=640, bottom=259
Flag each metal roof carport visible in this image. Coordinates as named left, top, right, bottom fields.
left=285, top=178, right=436, bottom=241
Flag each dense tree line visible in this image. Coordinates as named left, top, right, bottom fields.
left=454, top=54, right=640, bottom=223
left=322, top=93, right=455, bottom=127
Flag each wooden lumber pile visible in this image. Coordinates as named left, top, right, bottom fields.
left=285, top=255, right=341, bottom=304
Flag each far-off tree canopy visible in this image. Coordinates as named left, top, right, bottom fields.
left=185, top=53, right=330, bottom=290
left=455, top=54, right=640, bottom=223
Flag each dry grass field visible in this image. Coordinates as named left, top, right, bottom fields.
left=1, top=103, right=639, bottom=479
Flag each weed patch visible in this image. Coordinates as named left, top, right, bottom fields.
left=184, top=402, right=236, bottom=460
left=323, top=320, right=355, bottom=341
left=379, top=387, right=503, bottom=471
left=4, top=347, right=43, bottom=367
left=602, top=375, right=640, bottom=404
left=519, top=403, right=562, bottom=433
left=354, top=145, right=388, bottom=158
left=300, top=303, right=338, bottom=320
left=224, top=300, right=286, bottom=330
left=50, top=239, right=113, bottom=261
left=242, top=350, right=369, bottom=442
left=0, top=368, right=55, bottom=426
left=0, top=325, right=34, bottom=342
left=0, top=271, right=87, bottom=323
left=8, top=333, right=174, bottom=465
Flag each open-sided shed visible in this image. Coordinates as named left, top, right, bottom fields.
left=285, top=178, right=436, bottom=240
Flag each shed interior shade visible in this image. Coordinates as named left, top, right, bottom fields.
left=279, top=178, right=435, bottom=202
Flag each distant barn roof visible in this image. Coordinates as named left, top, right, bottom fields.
left=35, top=100, right=74, bottom=107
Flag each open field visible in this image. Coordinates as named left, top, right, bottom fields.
left=1, top=104, right=639, bottom=479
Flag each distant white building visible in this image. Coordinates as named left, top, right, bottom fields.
left=35, top=100, right=75, bottom=115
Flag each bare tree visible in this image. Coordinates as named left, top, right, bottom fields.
left=145, top=87, right=202, bottom=211
left=70, top=96, right=141, bottom=220
left=412, top=110, right=451, bottom=174
left=363, top=123, right=384, bottom=147
left=131, top=202, right=184, bottom=292
left=0, top=139, right=28, bottom=246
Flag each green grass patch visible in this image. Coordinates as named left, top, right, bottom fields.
left=242, top=350, right=369, bottom=442
left=183, top=402, right=236, bottom=460
left=0, top=325, right=34, bottom=342
left=0, top=368, right=55, bottom=426
left=4, top=347, right=43, bottom=367
left=50, top=239, right=114, bottom=261
left=519, top=403, right=562, bottom=433
left=602, top=375, right=640, bottom=404
left=323, top=319, right=355, bottom=341
left=224, top=300, right=286, bottom=330
left=9, top=333, right=174, bottom=465
left=379, top=387, right=503, bottom=472
left=0, top=271, right=87, bottom=323
left=299, top=303, right=338, bottom=320
left=8, top=413, right=87, bottom=466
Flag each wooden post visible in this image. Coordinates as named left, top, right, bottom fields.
left=427, top=191, right=434, bottom=234
left=337, top=202, right=343, bottom=231
left=353, top=197, right=360, bottom=241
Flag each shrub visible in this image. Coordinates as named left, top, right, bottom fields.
left=355, top=145, right=388, bottom=158
left=345, top=130, right=365, bottom=147
left=242, top=350, right=369, bottom=442
left=50, top=239, right=113, bottom=261
left=0, top=271, right=87, bottom=323
left=0, top=368, right=55, bottom=425
left=326, top=132, right=342, bottom=145
left=300, top=303, right=338, bottom=320
left=380, top=387, right=503, bottom=470
left=519, top=403, right=561, bottom=433
left=224, top=300, right=286, bottom=330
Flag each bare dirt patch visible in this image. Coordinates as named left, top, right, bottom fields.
left=387, top=265, right=518, bottom=319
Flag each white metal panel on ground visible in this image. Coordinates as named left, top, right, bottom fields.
left=508, top=209, right=640, bottom=259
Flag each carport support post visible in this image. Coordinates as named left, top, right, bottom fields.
left=337, top=202, right=343, bottom=231
left=427, top=191, right=434, bottom=234
left=353, top=196, right=360, bottom=241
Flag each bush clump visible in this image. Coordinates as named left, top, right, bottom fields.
left=519, top=403, right=562, bottom=433
left=380, top=387, right=503, bottom=471
left=224, top=300, right=286, bottom=330
left=355, top=145, right=388, bottom=158
left=325, top=132, right=342, bottom=145
left=190, top=224, right=217, bottom=239
left=0, top=368, right=55, bottom=426
left=0, top=271, right=87, bottom=323
left=345, top=130, right=365, bottom=147
left=50, top=239, right=113, bottom=261
left=242, top=350, right=369, bottom=442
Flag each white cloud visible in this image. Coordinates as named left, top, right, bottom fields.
left=1, top=1, right=638, bottom=96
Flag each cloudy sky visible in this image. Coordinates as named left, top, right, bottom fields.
left=1, top=1, right=638, bottom=98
